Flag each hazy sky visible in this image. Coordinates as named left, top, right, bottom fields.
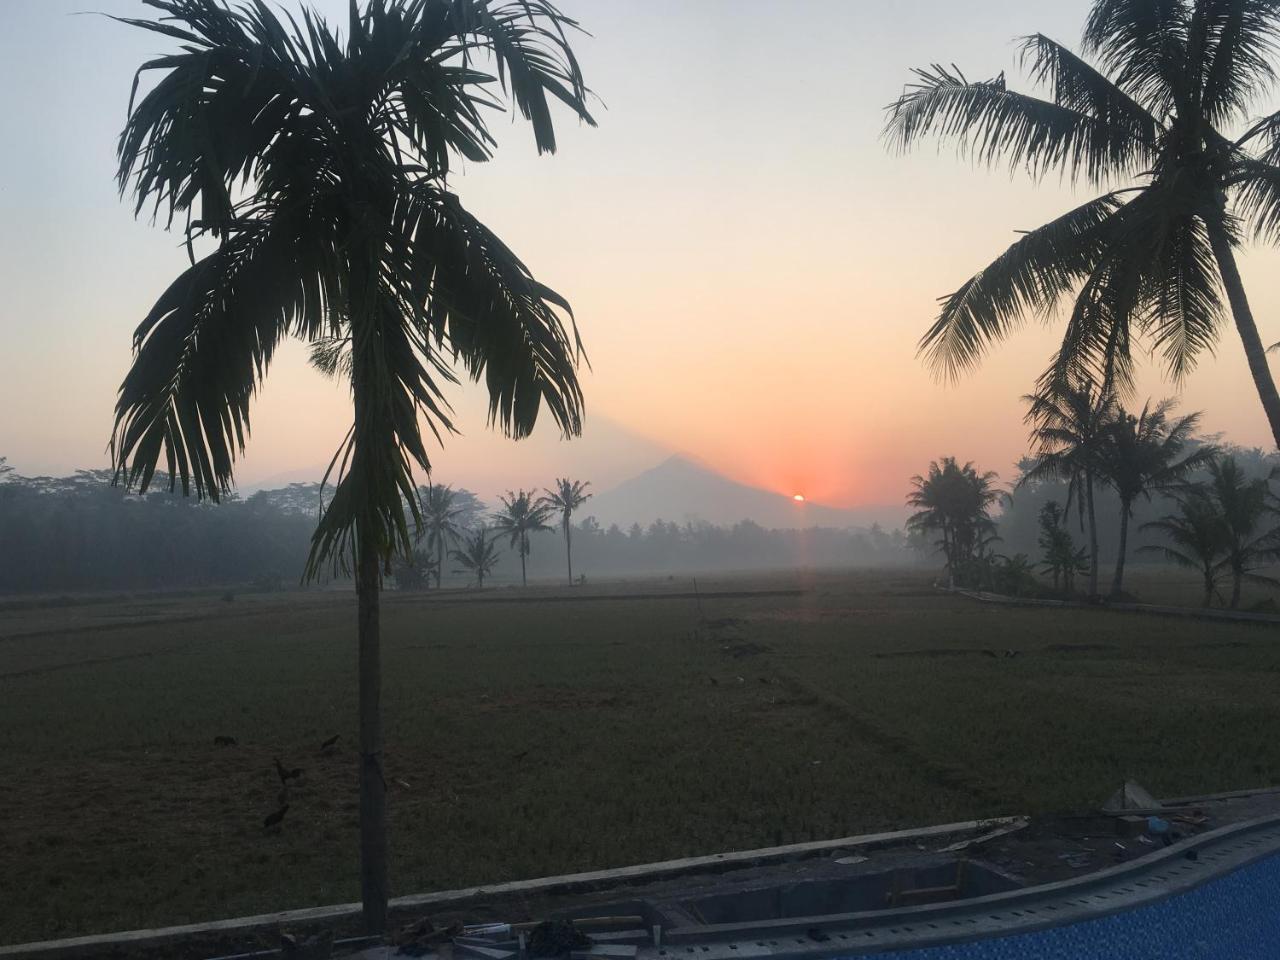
left=1, top=0, right=1278, bottom=509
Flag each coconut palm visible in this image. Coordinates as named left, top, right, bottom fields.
left=886, top=0, right=1280, bottom=448
left=541, top=477, right=591, bottom=584
left=107, top=0, right=594, bottom=932
left=1020, top=378, right=1116, bottom=596
left=1202, top=455, right=1280, bottom=607
left=419, top=484, right=464, bottom=589
left=1095, top=400, right=1216, bottom=596
left=906, top=457, right=1001, bottom=587
left=1140, top=492, right=1227, bottom=607
left=451, top=527, right=502, bottom=588
left=492, top=489, right=554, bottom=586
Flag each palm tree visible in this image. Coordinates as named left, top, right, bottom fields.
left=1095, top=400, right=1216, bottom=596
left=541, top=478, right=591, bottom=584
left=886, top=1, right=1280, bottom=448
left=906, top=457, right=1001, bottom=587
left=1140, top=493, right=1227, bottom=607
left=1202, top=455, right=1280, bottom=607
left=1020, top=378, right=1115, bottom=596
left=1037, top=500, right=1089, bottom=593
left=491, top=489, right=553, bottom=586
left=419, top=484, right=464, bottom=589
left=451, top=527, right=502, bottom=588
left=107, top=0, right=594, bottom=933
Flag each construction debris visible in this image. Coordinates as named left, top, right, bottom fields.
left=527, top=920, right=591, bottom=958
left=1102, top=780, right=1162, bottom=813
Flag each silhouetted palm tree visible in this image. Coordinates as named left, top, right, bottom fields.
left=886, top=0, right=1280, bottom=447
left=1140, top=493, right=1226, bottom=607
left=107, top=0, right=593, bottom=933
left=541, top=478, right=591, bottom=583
left=1021, top=378, right=1116, bottom=596
left=492, top=489, right=553, bottom=586
left=1038, top=500, right=1089, bottom=593
left=906, top=458, right=1001, bottom=587
left=451, top=527, right=502, bottom=588
left=419, top=485, right=464, bottom=589
left=1095, top=400, right=1215, bottom=596
left=1201, top=455, right=1280, bottom=607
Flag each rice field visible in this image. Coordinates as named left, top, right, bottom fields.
left=2, top=568, right=1278, bottom=944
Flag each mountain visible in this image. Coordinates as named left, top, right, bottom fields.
left=584, top=455, right=904, bottom=531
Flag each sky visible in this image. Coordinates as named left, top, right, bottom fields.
left=1, top=0, right=1279, bottom=512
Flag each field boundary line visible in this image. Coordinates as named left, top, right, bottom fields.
left=947, top=588, right=1280, bottom=626
left=384, top=588, right=808, bottom=608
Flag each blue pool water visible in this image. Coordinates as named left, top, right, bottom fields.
left=864, top=853, right=1280, bottom=959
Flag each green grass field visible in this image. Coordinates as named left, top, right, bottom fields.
left=2, top=568, right=1279, bottom=944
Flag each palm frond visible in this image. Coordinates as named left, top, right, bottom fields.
left=1144, top=210, right=1227, bottom=380
left=113, top=0, right=307, bottom=231
left=452, top=0, right=598, bottom=155
left=399, top=181, right=586, bottom=438
left=1196, top=0, right=1280, bottom=123
left=1019, top=33, right=1162, bottom=151
left=919, top=192, right=1125, bottom=379
left=111, top=216, right=317, bottom=499
left=885, top=64, right=1154, bottom=184
left=1081, top=0, right=1189, bottom=113
left=1231, top=156, right=1280, bottom=241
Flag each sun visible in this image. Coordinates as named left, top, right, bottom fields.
left=792, top=494, right=806, bottom=503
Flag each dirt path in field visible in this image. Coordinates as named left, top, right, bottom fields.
left=703, top=616, right=1003, bottom=808
left=768, top=670, right=1005, bottom=806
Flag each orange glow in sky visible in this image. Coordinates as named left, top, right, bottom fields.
left=0, top=0, right=1276, bottom=514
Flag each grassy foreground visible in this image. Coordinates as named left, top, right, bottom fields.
left=2, top=568, right=1279, bottom=943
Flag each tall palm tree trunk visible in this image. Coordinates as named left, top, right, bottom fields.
left=1231, top=567, right=1243, bottom=610
left=520, top=533, right=528, bottom=587
left=1085, top=472, right=1099, bottom=597
left=564, top=520, right=573, bottom=584
left=436, top=539, right=444, bottom=590
left=1202, top=567, right=1214, bottom=608
left=942, top=524, right=954, bottom=588
left=1209, top=223, right=1280, bottom=450
left=356, top=533, right=388, bottom=933
left=1111, top=502, right=1131, bottom=597
left=350, top=252, right=388, bottom=935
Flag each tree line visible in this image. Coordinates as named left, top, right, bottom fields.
left=0, top=462, right=913, bottom=595
left=907, top=386, right=1280, bottom=608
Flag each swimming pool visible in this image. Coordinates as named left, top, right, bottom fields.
left=850, top=851, right=1280, bottom=959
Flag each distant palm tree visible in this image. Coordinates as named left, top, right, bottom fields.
left=906, top=458, right=1001, bottom=587
left=419, top=485, right=464, bottom=589
left=1095, top=401, right=1216, bottom=596
left=1201, top=456, right=1280, bottom=608
left=492, top=490, right=554, bottom=586
left=107, top=0, right=594, bottom=933
left=451, top=528, right=502, bottom=588
left=1037, top=500, right=1089, bottom=593
left=1140, top=492, right=1226, bottom=607
left=1021, top=378, right=1115, bottom=596
left=541, top=478, right=591, bottom=584
left=886, top=0, right=1280, bottom=448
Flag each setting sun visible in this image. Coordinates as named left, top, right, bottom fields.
left=792, top=494, right=806, bottom=502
